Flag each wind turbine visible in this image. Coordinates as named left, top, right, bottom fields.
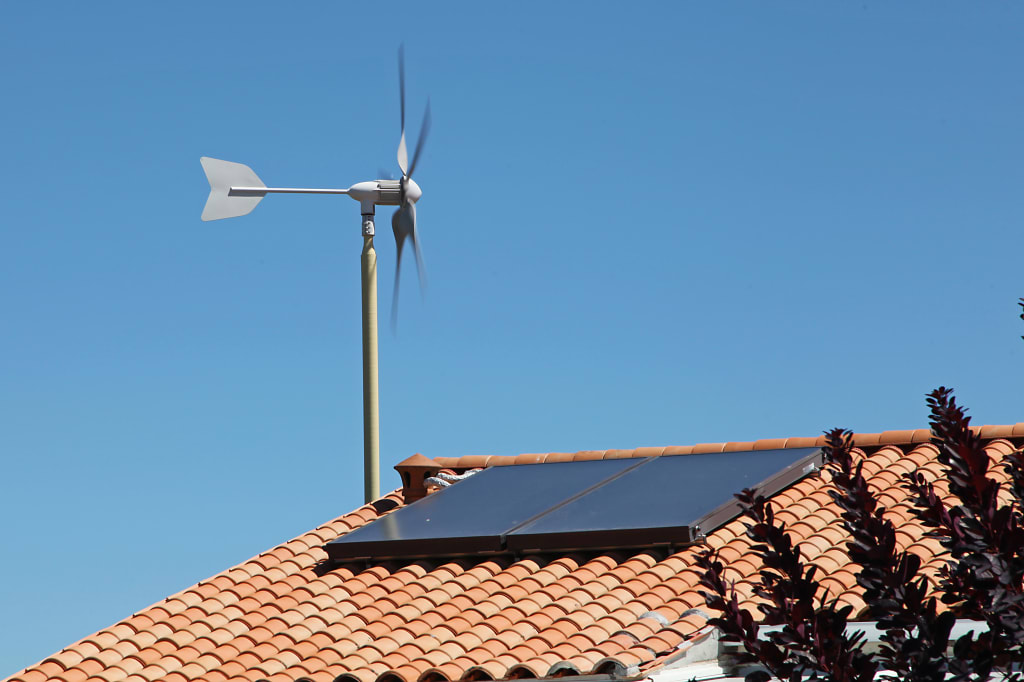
left=199, top=47, right=430, bottom=504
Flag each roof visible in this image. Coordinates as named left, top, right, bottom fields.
left=7, top=424, right=1024, bottom=682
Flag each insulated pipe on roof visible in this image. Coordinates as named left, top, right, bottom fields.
left=425, top=469, right=481, bottom=488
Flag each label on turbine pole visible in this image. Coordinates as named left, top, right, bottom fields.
left=362, top=215, right=375, bottom=236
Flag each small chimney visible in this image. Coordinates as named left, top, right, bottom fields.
left=395, top=453, right=442, bottom=503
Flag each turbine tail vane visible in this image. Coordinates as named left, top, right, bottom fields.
left=200, top=157, right=266, bottom=221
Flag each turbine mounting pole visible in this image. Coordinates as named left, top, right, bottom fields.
left=360, top=208, right=380, bottom=504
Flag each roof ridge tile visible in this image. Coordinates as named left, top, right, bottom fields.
left=429, top=423, right=1024, bottom=470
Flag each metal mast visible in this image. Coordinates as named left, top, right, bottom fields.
left=361, top=211, right=380, bottom=502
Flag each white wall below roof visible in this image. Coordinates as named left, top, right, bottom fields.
left=646, top=621, right=1005, bottom=682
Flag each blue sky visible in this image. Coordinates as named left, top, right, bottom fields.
left=1, top=2, right=1022, bottom=676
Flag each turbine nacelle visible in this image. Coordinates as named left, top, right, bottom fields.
left=346, top=178, right=421, bottom=213
left=348, top=180, right=402, bottom=213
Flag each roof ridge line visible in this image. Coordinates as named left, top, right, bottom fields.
left=432, top=422, right=1024, bottom=470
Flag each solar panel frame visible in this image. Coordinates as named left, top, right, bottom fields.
left=325, top=447, right=823, bottom=561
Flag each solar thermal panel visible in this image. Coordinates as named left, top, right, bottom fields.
left=325, top=447, right=822, bottom=561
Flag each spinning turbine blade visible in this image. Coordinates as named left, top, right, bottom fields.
left=391, top=202, right=426, bottom=330
left=402, top=202, right=425, bottom=290
left=407, top=100, right=431, bottom=178
left=398, top=45, right=406, bottom=134
left=411, top=217, right=426, bottom=292
left=390, top=52, right=430, bottom=330
left=391, top=205, right=408, bottom=330
left=397, top=46, right=408, bottom=176
left=200, top=157, right=266, bottom=221
left=397, top=134, right=408, bottom=178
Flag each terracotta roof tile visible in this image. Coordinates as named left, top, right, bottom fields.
left=689, top=441, right=728, bottom=454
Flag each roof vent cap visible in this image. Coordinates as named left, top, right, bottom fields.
left=395, top=453, right=442, bottom=503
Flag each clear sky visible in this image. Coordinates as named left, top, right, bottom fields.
left=1, top=2, right=1022, bottom=676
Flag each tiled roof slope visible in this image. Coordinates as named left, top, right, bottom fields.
left=8, top=424, right=1024, bottom=682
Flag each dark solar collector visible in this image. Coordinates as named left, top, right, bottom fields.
left=325, top=447, right=822, bottom=561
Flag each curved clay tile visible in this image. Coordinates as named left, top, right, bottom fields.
left=546, top=660, right=582, bottom=677
left=690, top=442, right=729, bottom=455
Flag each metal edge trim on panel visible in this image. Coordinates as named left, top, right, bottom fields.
left=690, top=447, right=824, bottom=539
left=506, top=526, right=693, bottom=553
left=324, top=534, right=506, bottom=561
